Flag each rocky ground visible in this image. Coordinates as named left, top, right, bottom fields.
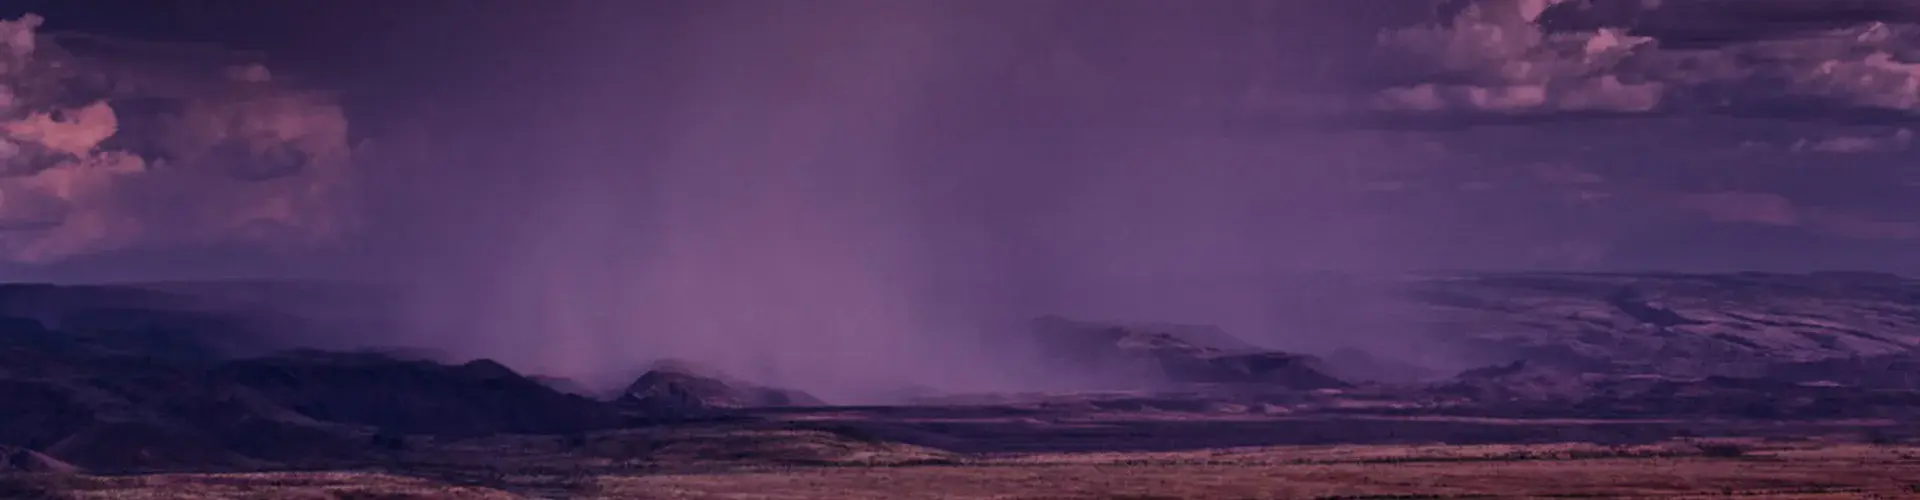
left=2, top=272, right=1920, bottom=498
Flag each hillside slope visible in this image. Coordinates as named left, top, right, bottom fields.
left=1401, top=272, right=1920, bottom=376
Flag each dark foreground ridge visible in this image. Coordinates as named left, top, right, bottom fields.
left=2, top=272, right=1920, bottom=497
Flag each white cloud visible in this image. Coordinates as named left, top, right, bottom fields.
left=1374, top=0, right=1660, bottom=114
left=4, top=101, right=117, bottom=156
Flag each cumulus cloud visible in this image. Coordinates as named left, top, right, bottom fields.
left=1373, top=0, right=1920, bottom=117
left=0, top=14, right=352, bottom=264
left=1373, top=0, right=1661, bottom=113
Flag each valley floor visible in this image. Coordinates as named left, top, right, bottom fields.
left=608, top=444, right=1920, bottom=500
left=10, top=435, right=1920, bottom=499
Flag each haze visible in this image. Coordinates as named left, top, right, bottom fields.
left=7, top=0, right=1920, bottom=400
left=374, top=2, right=1417, bottom=398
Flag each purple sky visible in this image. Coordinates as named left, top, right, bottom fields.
left=8, top=0, right=1917, bottom=276
left=8, top=0, right=1920, bottom=396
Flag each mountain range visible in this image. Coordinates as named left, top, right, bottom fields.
left=1, top=272, right=1918, bottom=472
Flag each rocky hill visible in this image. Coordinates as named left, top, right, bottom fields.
left=1006, top=272, right=1920, bottom=419
left=1398, top=271, right=1920, bottom=377
left=1029, top=315, right=1350, bottom=390
left=1363, top=272, right=1920, bottom=420
left=618, top=360, right=823, bottom=416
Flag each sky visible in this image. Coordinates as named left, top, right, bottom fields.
left=4, top=0, right=1920, bottom=395
left=3, top=0, right=1915, bottom=277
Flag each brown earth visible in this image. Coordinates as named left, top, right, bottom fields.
left=9, top=439, right=1919, bottom=499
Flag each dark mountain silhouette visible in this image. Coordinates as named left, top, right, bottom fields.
left=3, top=273, right=1920, bottom=472
left=0, top=283, right=624, bottom=471
left=213, top=351, right=625, bottom=437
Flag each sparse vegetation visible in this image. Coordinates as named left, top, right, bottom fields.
left=576, top=441, right=1920, bottom=499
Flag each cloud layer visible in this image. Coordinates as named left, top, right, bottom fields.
left=6, top=2, right=1919, bottom=279
left=1373, top=0, right=1920, bottom=116
left=1352, top=0, right=1920, bottom=270
left=0, top=14, right=351, bottom=264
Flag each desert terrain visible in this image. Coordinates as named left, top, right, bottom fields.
left=4, top=272, right=1920, bottom=498
left=10, top=439, right=1920, bottom=499
left=11, top=0, right=1920, bottom=497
